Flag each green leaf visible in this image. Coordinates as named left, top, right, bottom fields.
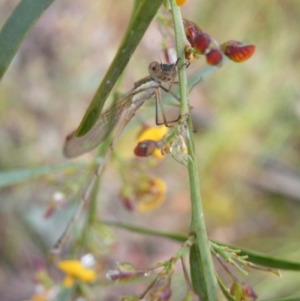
left=0, top=0, right=55, bottom=79
left=0, top=163, right=83, bottom=188
left=75, top=0, right=164, bottom=137
left=101, top=220, right=187, bottom=241
left=189, top=244, right=207, bottom=301
left=101, top=221, right=300, bottom=272
left=220, top=243, right=300, bottom=271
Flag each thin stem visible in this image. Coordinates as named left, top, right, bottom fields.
left=138, top=275, right=159, bottom=300
left=212, top=248, right=239, bottom=282
left=181, top=257, right=193, bottom=290
left=77, top=142, right=108, bottom=252
left=170, top=2, right=218, bottom=301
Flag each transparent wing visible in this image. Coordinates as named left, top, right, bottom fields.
left=63, top=91, right=133, bottom=158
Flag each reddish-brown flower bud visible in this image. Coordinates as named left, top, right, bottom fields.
left=206, top=49, right=223, bottom=66
left=221, top=40, right=255, bottom=63
left=135, top=126, right=167, bottom=159
left=193, top=33, right=211, bottom=54
left=134, top=140, right=157, bottom=157
left=183, top=19, right=203, bottom=47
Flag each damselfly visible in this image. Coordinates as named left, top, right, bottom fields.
left=52, top=61, right=181, bottom=254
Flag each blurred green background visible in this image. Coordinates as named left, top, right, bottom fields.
left=1, top=0, right=300, bottom=300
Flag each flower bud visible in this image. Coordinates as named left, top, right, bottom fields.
left=134, top=140, right=157, bottom=157
left=206, top=49, right=223, bottom=66
left=135, top=126, right=168, bottom=159
left=106, top=262, right=140, bottom=282
left=184, top=19, right=203, bottom=47
left=176, top=0, right=187, bottom=6
left=221, top=40, right=255, bottom=63
left=230, top=281, right=257, bottom=301
left=193, top=33, right=211, bottom=54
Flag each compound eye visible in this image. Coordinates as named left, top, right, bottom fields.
left=148, top=61, right=160, bottom=77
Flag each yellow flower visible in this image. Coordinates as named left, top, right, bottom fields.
left=136, top=126, right=168, bottom=159
left=176, top=0, right=187, bottom=6
left=137, top=178, right=167, bottom=212
left=58, top=260, right=96, bottom=287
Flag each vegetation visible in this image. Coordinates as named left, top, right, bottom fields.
left=1, top=0, right=300, bottom=300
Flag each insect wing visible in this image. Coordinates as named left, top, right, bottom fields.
left=63, top=92, right=133, bottom=158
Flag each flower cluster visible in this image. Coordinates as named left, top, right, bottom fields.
left=183, top=19, right=255, bottom=65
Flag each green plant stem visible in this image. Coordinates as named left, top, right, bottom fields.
left=170, top=2, right=218, bottom=301
left=77, top=138, right=111, bottom=252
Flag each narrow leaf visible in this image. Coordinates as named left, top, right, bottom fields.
left=0, top=163, right=83, bottom=188
left=101, top=221, right=300, bottom=272
left=101, top=220, right=187, bottom=241
left=219, top=242, right=300, bottom=271
left=189, top=244, right=207, bottom=301
left=0, top=0, right=55, bottom=79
